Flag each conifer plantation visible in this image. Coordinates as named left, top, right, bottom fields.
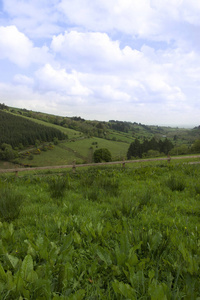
left=0, top=110, right=67, bottom=148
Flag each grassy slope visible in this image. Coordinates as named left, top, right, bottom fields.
left=20, top=137, right=130, bottom=167
left=65, top=137, right=129, bottom=159
left=1, top=107, right=200, bottom=168
left=5, top=112, right=130, bottom=166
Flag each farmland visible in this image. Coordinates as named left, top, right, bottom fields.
left=0, top=162, right=199, bottom=299
left=1, top=105, right=200, bottom=169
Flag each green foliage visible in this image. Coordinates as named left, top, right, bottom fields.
left=0, top=185, right=24, bottom=221
left=166, top=175, right=186, bottom=191
left=191, top=139, right=200, bottom=153
left=0, top=143, right=18, bottom=161
left=0, top=110, right=67, bottom=148
left=53, top=137, right=59, bottom=145
left=48, top=175, right=69, bottom=199
left=170, top=144, right=189, bottom=155
left=93, top=148, right=112, bottom=162
left=0, top=103, right=8, bottom=110
left=127, top=137, right=174, bottom=159
left=0, top=163, right=200, bottom=298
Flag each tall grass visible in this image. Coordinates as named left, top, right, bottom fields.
left=166, top=175, right=186, bottom=191
left=47, top=175, right=69, bottom=199
left=0, top=185, right=24, bottom=221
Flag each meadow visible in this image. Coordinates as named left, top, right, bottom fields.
left=19, top=137, right=130, bottom=167
left=0, top=162, right=199, bottom=299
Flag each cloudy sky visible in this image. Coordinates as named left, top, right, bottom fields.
left=0, top=0, right=200, bottom=126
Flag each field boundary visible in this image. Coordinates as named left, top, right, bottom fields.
left=1, top=155, right=200, bottom=175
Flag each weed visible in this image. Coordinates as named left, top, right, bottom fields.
left=48, top=176, right=69, bottom=199
left=96, top=176, right=119, bottom=197
left=139, top=189, right=152, bottom=208
left=0, top=163, right=200, bottom=298
left=86, top=188, right=99, bottom=201
left=166, top=175, right=186, bottom=191
left=194, top=184, right=200, bottom=195
left=0, top=185, right=24, bottom=221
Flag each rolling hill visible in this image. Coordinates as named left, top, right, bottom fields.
left=0, top=104, right=200, bottom=168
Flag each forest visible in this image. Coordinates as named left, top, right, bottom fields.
left=0, top=110, right=67, bottom=148
left=127, top=137, right=174, bottom=159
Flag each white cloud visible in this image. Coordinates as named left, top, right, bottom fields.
left=50, top=29, right=200, bottom=114
left=57, top=0, right=200, bottom=40
left=35, top=64, right=91, bottom=97
left=58, top=0, right=157, bottom=37
left=0, top=26, right=52, bottom=67
left=14, top=74, right=34, bottom=86
left=1, top=1, right=200, bottom=125
left=51, top=31, right=126, bottom=73
left=2, top=0, right=62, bottom=38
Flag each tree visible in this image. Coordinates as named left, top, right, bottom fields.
left=0, top=143, right=18, bottom=161
left=191, top=139, right=200, bottom=153
left=93, top=148, right=112, bottom=163
left=159, top=138, right=174, bottom=154
left=127, top=139, right=142, bottom=159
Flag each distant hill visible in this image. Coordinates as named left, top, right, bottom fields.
left=0, top=103, right=200, bottom=168
left=4, top=105, right=189, bottom=138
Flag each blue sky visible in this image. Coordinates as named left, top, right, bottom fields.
left=0, top=0, right=200, bottom=126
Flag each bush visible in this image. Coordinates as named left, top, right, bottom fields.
left=93, top=148, right=112, bottom=163
left=0, top=185, right=24, bottom=222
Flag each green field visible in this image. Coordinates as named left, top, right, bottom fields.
left=1, top=106, right=200, bottom=171
left=0, top=163, right=199, bottom=299
left=18, top=137, right=130, bottom=167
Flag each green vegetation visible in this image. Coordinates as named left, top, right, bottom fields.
left=0, top=110, right=67, bottom=149
left=0, top=184, right=24, bottom=221
left=0, top=163, right=199, bottom=298
left=1, top=104, right=200, bottom=168
left=127, top=137, right=174, bottom=159
left=93, top=148, right=112, bottom=162
left=48, top=176, right=69, bottom=200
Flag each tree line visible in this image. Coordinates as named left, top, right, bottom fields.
left=127, top=137, right=174, bottom=159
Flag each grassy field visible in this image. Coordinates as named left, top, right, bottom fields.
left=66, top=137, right=129, bottom=160
left=17, top=137, right=130, bottom=167
left=0, top=162, right=199, bottom=299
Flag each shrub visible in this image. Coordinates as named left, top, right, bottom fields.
left=93, top=148, right=112, bottom=163
left=0, top=185, right=24, bottom=222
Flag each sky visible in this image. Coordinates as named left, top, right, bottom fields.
left=0, top=0, right=200, bottom=127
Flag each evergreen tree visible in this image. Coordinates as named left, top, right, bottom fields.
left=127, top=139, right=142, bottom=159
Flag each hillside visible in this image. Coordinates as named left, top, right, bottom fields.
left=0, top=110, right=67, bottom=147
left=0, top=104, right=200, bottom=168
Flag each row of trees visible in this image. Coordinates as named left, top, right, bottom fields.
left=0, top=110, right=67, bottom=150
left=127, top=137, right=174, bottom=159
